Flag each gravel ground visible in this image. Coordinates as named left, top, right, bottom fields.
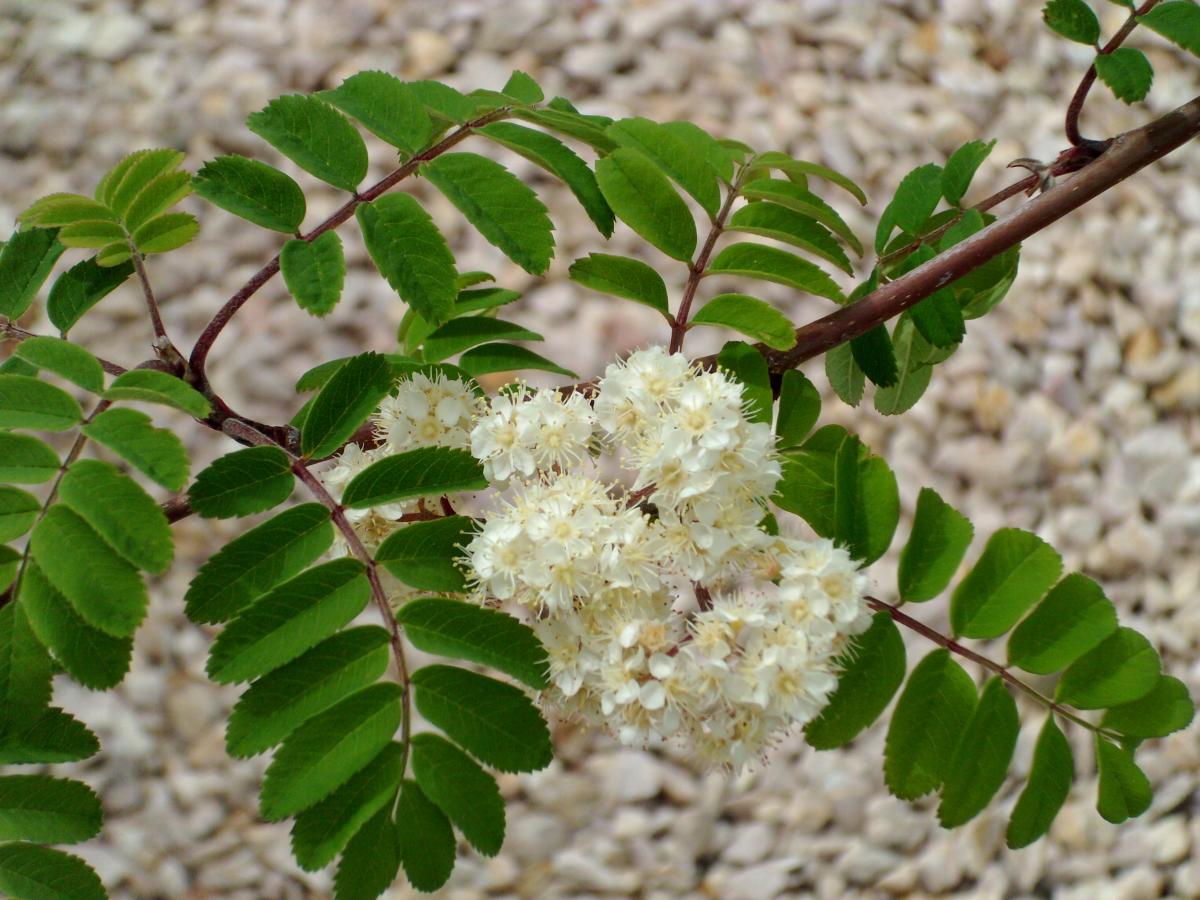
left=3, top=1, right=1200, bottom=897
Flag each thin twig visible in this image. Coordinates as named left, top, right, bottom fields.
left=1, top=321, right=128, bottom=376
left=130, top=249, right=184, bottom=372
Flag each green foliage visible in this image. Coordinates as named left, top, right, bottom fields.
left=750, top=151, right=868, bottom=205
left=1007, top=573, right=1117, bottom=674
left=726, top=202, right=853, bottom=274
left=898, top=487, right=974, bottom=602
left=739, top=177, right=862, bottom=254
left=300, top=351, right=394, bottom=459
left=82, top=407, right=190, bottom=491
left=131, top=211, right=200, bottom=255
left=774, top=369, right=821, bottom=449
left=1094, top=735, right=1152, bottom=823
left=716, top=340, right=772, bottom=424
left=937, top=679, right=1019, bottom=827
left=825, top=341, right=865, bottom=407
left=1138, top=0, right=1200, bottom=56
left=1055, top=627, right=1161, bottom=709
left=103, top=369, right=212, bottom=418
left=0, top=843, right=105, bottom=900
left=334, top=808, right=400, bottom=900
left=0, top=604, right=53, bottom=723
left=421, top=317, right=544, bottom=363
left=322, top=70, right=434, bottom=154
left=192, top=155, right=307, bottom=232
left=1100, top=675, right=1195, bottom=738
left=0, top=487, right=38, bottom=542
left=457, top=342, right=577, bottom=379
left=58, top=459, right=173, bottom=573
left=342, top=447, right=487, bottom=509
left=849, top=325, right=898, bottom=388
left=1094, top=48, right=1154, bottom=103
left=0, top=707, right=100, bottom=765
left=706, top=242, right=843, bottom=303
left=46, top=257, right=134, bottom=334
left=942, top=139, right=996, bottom=206
left=690, top=293, right=797, bottom=350
left=394, top=780, right=456, bottom=892
left=281, top=232, right=346, bottom=317
left=1042, top=0, right=1102, bottom=44
left=595, top=147, right=697, bottom=261
left=0, top=228, right=65, bottom=319
left=568, top=252, right=670, bottom=317
left=515, top=106, right=617, bottom=153
left=875, top=163, right=943, bottom=252
left=189, top=445, right=295, bottom=519
left=247, top=94, right=368, bottom=192
left=1006, top=717, right=1074, bottom=848
left=13, top=336, right=104, bottom=393
left=607, top=116, right=721, bottom=217
left=950, top=528, right=1063, bottom=639
left=374, top=517, right=472, bottom=592
left=0, top=375, right=82, bottom=431
left=410, top=732, right=505, bottom=856
left=0, top=774, right=102, bottom=843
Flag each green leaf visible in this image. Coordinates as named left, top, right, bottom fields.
left=45, top=257, right=133, bottom=335
left=1095, top=735, right=1152, bottom=824
left=884, top=649, right=978, bottom=800
left=849, top=325, right=898, bottom=388
left=457, top=343, right=576, bottom=379
left=207, top=558, right=370, bottom=684
left=408, top=79, right=477, bottom=123
left=774, top=369, right=821, bottom=449
left=226, top=625, right=391, bottom=758
left=0, top=775, right=101, bottom=843
left=0, top=228, right=65, bottom=319
left=410, top=732, right=505, bottom=856
left=334, top=807, right=400, bottom=900
left=184, top=502, right=333, bottom=624
left=103, top=368, right=211, bottom=418
left=898, top=487, right=974, bottom=602
left=1055, top=627, right=1161, bottom=709
left=1094, top=47, right=1154, bottom=103
left=691, top=293, right=797, bottom=350
left=13, top=337, right=104, bottom=393
left=726, top=202, right=853, bottom=274
left=568, top=253, right=669, bottom=316
left=301, top=351, right=394, bottom=459
left=937, top=678, right=1019, bottom=828
left=873, top=315, right=935, bottom=415
left=749, top=151, right=867, bottom=204
left=57, top=219, right=126, bottom=250
left=0, top=844, right=105, bottom=900
left=247, top=94, right=368, bottom=192
left=1101, top=675, right=1195, bottom=738
left=58, top=459, right=173, bottom=573
left=30, top=505, right=147, bottom=637
left=291, top=742, right=404, bottom=871
left=825, top=342, right=865, bottom=407
left=397, top=598, right=549, bottom=690
left=131, top=211, right=199, bottom=254
left=595, top=147, right=697, bottom=261
left=260, top=682, right=403, bottom=821
left=374, top=517, right=471, bottom=592
left=0, top=374, right=82, bottom=431
left=515, top=106, right=618, bottom=153
left=97, top=242, right=133, bottom=268
left=0, top=487, right=38, bottom=542
left=395, top=779, right=456, bottom=892
left=0, top=707, right=100, bottom=765
left=942, top=139, right=996, bottom=206
left=0, top=604, right=54, bottom=726
left=18, top=194, right=117, bottom=229
left=122, top=170, right=192, bottom=233
left=876, top=163, right=943, bottom=252
left=0, top=546, right=18, bottom=593
left=1007, top=573, right=1118, bottom=674
left=82, top=407, right=189, bottom=491
left=1006, top=717, right=1074, bottom=849
left=1139, top=1, right=1200, bottom=56
left=607, top=116, right=721, bottom=217
left=422, top=152, right=555, bottom=275
left=192, top=155, right=307, bottom=233
left=950, top=528, right=1063, bottom=639
left=662, top=120, right=736, bottom=184
left=804, top=612, right=906, bottom=749
left=322, top=70, right=433, bottom=153
left=716, top=340, right=772, bottom=424
left=356, top=193, right=458, bottom=327
left=739, top=178, right=863, bottom=255
left=412, top=665, right=553, bottom=772
left=1043, top=0, right=1102, bottom=43
left=342, top=447, right=487, bottom=509
left=281, top=232, right=345, bottom=317
left=706, top=242, right=844, bottom=303
left=501, top=70, right=544, bottom=103
left=422, top=317, right=543, bottom=363
left=18, top=561, right=133, bottom=690
left=189, top=446, right=294, bottom=519
left=102, top=148, right=185, bottom=217
left=456, top=286, right=520, bottom=314
left=479, top=122, right=614, bottom=237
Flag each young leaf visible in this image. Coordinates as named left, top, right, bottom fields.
left=374, top=516, right=472, bottom=592
left=739, top=178, right=863, bottom=254
left=260, top=682, right=402, bottom=821
left=45, top=257, right=133, bottom=334
left=909, top=284, right=966, bottom=348
left=1055, top=627, right=1161, bottom=709
left=95, top=241, right=132, bottom=267
left=568, top=252, right=670, bottom=316
left=826, top=342, right=865, bottom=407
left=129, top=211, right=197, bottom=255
left=422, top=152, right=555, bottom=275
left=334, top=807, right=400, bottom=900
left=1006, top=716, right=1074, bottom=849
left=342, top=447, right=487, bottom=509
left=515, top=106, right=618, bottom=153
left=0, top=844, right=105, bottom=900
left=884, top=649, right=977, bottom=800
left=29, top=506, right=148, bottom=637
left=0, top=487, right=37, bottom=542
left=300, top=352, right=394, bottom=459
left=751, top=151, right=868, bottom=204
left=1138, top=0, right=1200, bottom=56
left=0, top=227, right=64, bottom=319
left=942, top=139, right=996, bottom=206
left=479, top=122, right=614, bottom=237
left=691, top=293, right=797, bottom=350
left=0, top=433, right=59, bottom=484
left=874, top=315, right=935, bottom=415
left=1043, top=0, right=1102, bottom=44
left=19, top=194, right=117, bottom=229
left=595, top=147, right=697, bottom=261
left=662, top=120, right=736, bottom=183
left=412, top=664, right=553, bottom=773
left=456, top=286, right=520, bottom=314
left=395, top=779, right=456, bottom=892
left=192, top=155, right=306, bottom=233
left=121, top=170, right=192, bottom=233
left=457, top=343, right=577, bottom=379
left=0, top=374, right=82, bottom=431
left=849, top=325, right=898, bottom=388
left=206, top=559, right=370, bottom=685
left=726, top=202, right=854, bottom=274
left=57, top=219, right=126, bottom=250
left=247, top=94, right=368, bottom=192
left=1007, top=573, right=1118, bottom=674
left=13, top=337, right=104, bottom=393
left=58, top=459, right=173, bottom=573
left=290, top=742, right=404, bottom=871
left=103, top=369, right=211, bottom=418
left=775, top=369, right=821, bottom=448
left=1094, top=47, right=1154, bottom=103
left=606, top=116, right=721, bottom=217
left=0, top=775, right=102, bottom=843
left=184, top=503, right=333, bottom=624
left=937, top=679, right=1019, bottom=828
left=189, top=446, right=295, bottom=519
left=1094, top=736, right=1152, bottom=824
left=898, top=487, right=974, bottom=602
left=502, top=70, right=544, bottom=103
left=804, top=612, right=906, bottom=749
left=422, top=318, right=543, bottom=363
left=82, top=407, right=189, bottom=491
left=356, top=194, right=458, bottom=327
left=1100, top=675, right=1195, bottom=738
left=0, top=604, right=52, bottom=724
left=281, top=231, right=345, bottom=317
left=0, top=707, right=100, bottom=765
left=102, top=148, right=184, bottom=217
left=226, top=625, right=391, bottom=758
left=716, top=340, right=772, bottom=424
left=875, top=163, right=943, bottom=252
left=706, top=243, right=843, bottom=303
left=321, top=70, right=433, bottom=154
left=949, top=528, right=1063, bottom=639
left=410, top=732, right=505, bottom=856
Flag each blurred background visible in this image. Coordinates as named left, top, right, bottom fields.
left=2, top=0, right=1199, bottom=896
